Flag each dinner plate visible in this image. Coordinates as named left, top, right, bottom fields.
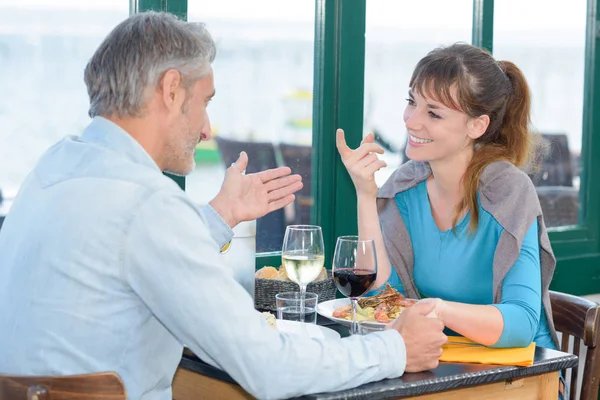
left=316, top=298, right=387, bottom=331
left=276, top=319, right=341, bottom=340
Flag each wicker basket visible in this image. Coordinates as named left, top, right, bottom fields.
left=254, top=271, right=337, bottom=311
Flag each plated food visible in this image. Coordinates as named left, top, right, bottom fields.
left=262, top=312, right=277, bottom=329
left=261, top=311, right=341, bottom=339
left=331, top=284, right=417, bottom=323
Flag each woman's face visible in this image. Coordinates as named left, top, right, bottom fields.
left=403, top=88, right=482, bottom=164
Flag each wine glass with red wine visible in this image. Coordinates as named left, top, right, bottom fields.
left=332, top=236, right=378, bottom=335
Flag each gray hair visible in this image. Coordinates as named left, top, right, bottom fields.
left=84, top=11, right=216, bottom=118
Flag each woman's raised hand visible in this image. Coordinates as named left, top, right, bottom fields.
left=335, top=128, right=387, bottom=198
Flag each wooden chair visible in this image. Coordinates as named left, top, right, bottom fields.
left=550, top=290, right=600, bottom=400
left=0, top=371, right=126, bottom=400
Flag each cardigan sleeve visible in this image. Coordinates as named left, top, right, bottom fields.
left=491, top=221, right=542, bottom=348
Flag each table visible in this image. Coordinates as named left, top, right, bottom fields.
left=172, top=319, right=578, bottom=399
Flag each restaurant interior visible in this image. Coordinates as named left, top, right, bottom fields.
left=1, top=0, right=599, bottom=399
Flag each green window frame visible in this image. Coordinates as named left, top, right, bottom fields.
left=134, top=0, right=600, bottom=295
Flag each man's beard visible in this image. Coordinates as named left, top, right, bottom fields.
left=163, top=123, right=199, bottom=176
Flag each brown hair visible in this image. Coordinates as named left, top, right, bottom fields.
left=409, top=42, right=537, bottom=233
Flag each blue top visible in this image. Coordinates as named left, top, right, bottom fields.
left=376, top=180, right=555, bottom=349
left=0, top=117, right=407, bottom=400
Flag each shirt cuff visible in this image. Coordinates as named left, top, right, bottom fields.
left=369, top=329, right=407, bottom=378
left=200, top=205, right=234, bottom=250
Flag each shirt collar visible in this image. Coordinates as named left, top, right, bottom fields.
left=79, top=116, right=161, bottom=172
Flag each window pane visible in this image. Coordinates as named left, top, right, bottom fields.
left=494, top=1, right=586, bottom=228
left=188, top=1, right=315, bottom=252
left=0, top=1, right=129, bottom=226
left=364, top=0, right=473, bottom=186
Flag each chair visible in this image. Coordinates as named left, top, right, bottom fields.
left=550, top=290, right=600, bottom=400
left=536, top=186, right=579, bottom=227
left=0, top=371, right=126, bottom=400
left=214, top=136, right=285, bottom=252
left=529, top=133, right=574, bottom=187
left=278, top=143, right=313, bottom=225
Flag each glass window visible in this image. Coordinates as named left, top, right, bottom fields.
left=494, top=1, right=587, bottom=228
left=187, top=0, right=315, bottom=252
left=0, top=0, right=129, bottom=220
left=363, top=0, right=473, bottom=186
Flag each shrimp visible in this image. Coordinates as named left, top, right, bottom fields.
left=332, top=304, right=352, bottom=318
left=373, top=303, right=392, bottom=323
left=393, top=298, right=417, bottom=308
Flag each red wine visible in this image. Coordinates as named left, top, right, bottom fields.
left=333, top=268, right=377, bottom=298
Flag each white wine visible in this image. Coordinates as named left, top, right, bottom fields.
left=282, top=254, right=325, bottom=286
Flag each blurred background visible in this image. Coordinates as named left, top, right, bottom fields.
left=0, top=0, right=587, bottom=251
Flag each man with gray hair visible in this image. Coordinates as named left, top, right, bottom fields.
left=0, top=11, right=446, bottom=400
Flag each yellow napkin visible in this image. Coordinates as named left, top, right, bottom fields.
left=439, top=336, right=535, bottom=367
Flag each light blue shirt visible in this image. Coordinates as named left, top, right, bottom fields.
left=0, top=117, right=407, bottom=400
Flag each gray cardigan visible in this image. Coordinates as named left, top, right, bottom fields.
left=376, top=160, right=559, bottom=347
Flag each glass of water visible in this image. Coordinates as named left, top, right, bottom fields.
left=275, top=292, right=318, bottom=324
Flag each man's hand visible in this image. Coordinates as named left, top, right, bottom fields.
left=386, top=300, right=448, bottom=373
left=209, top=151, right=303, bottom=228
left=414, top=297, right=447, bottom=320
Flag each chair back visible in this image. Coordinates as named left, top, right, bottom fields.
left=0, top=371, right=126, bottom=400
left=215, top=137, right=279, bottom=174
left=536, top=186, right=579, bottom=227
left=279, top=143, right=313, bottom=225
left=550, top=290, right=600, bottom=400
left=214, top=136, right=285, bottom=252
left=529, top=133, right=573, bottom=187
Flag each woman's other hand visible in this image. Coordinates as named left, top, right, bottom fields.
left=335, top=128, right=387, bottom=199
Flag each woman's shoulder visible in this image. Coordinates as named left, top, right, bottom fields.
left=378, top=161, right=430, bottom=199
left=478, top=161, right=542, bottom=233
left=480, top=161, right=533, bottom=187
left=479, top=161, right=537, bottom=200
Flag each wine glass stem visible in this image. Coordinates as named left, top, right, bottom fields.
left=299, top=285, right=307, bottom=323
left=350, top=298, right=360, bottom=335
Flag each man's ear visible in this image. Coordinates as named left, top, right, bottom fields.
left=468, top=114, right=490, bottom=140
left=160, top=69, right=185, bottom=113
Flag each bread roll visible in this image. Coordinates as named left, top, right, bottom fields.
left=278, top=264, right=289, bottom=281
left=255, top=266, right=279, bottom=279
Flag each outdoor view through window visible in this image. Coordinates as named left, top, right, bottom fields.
left=0, top=0, right=587, bottom=250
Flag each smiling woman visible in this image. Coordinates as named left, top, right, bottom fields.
left=337, top=43, right=560, bottom=363
left=403, top=44, right=535, bottom=232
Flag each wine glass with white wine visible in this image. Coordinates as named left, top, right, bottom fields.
left=281, top=225, right=325, bottom=322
